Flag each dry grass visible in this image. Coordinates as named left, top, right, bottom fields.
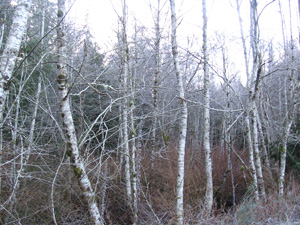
left=236, top=179, right=300, bottom=225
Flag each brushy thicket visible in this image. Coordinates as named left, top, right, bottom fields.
left=2, top=140, right=299, bottom=224
left=100, top=142, right=300, bottom=224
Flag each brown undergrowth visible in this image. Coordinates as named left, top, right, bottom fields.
left=2, top=141, right=299, bottom=224
left=133, top=141, right=252, bottom=224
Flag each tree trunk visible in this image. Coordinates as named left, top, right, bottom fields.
left=56, top=0, right=102, bottom=224
left=249, top=0, right=266, bottom=200
left=279, top=36, right=296, bottom=197
left=251, top=105, right=266, bottom=200
left=131, top=29, right=138, bottom=224
left=256, top=101, right=271, bottom=170
left=221, top=46, right=236, bottom=215
left=278, top=0, right=299, bottom=197
left=0, top=13, right=6, bottom=51
left=151, top=0, right=161, bottom=169
left=245, top=112, right=259, bottom=201
left=202, top=0, right=213, bottom=214
left=279, top=122, right=292, bottom=196
left=169, top=0, right=188, bottom=223
left=121, top=0, right=132, bottom=205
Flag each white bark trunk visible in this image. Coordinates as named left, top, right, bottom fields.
left=151, top=0, right=161, bottom=169
left=245, top=112, right=259, bottom=201
left=169, top=0, right=188, bottom=223
left=123, top=86, right=131, bottom=203
left=279, top=121, right=292, bottom=196
left=131, top=122, right=138, bottom=225
left=25, top=74, right=41, bottom=164
left=251, top=105, right=266, bottom=200
left=0, top=13, right=6, bottom=51
left=202, top=0, right=213, bottom=214
left=121, top=0, right=132, bottom=204
left=236, top=0, right=250, bottom=79
left=249, top=0, right=266, bottom=201
left=221, top=47, right=236, bottom=213
left=256, top=106, right=271, bottom=170
left=236, top=0, right=264, bottom=202
left=57, top=1, right=102, bottom=224
left=25, top=4, right=44, bottom=166
left=100, top=160, right=108, bottom=219
left=118, top=104, right=124, bottom=165
left=278, top=0, right=299, bottom=197
left=278, top=91, right=295, bottom=196
left=8, top=68, right=22, bottom=207
left=131, top=36, right=138, bottom=224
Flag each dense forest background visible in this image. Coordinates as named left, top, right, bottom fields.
left=0, top=0, right=299, bottom=224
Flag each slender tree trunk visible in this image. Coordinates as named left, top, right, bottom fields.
left=131, top=31, right=138, bottom=224
left=298, top=0, right=300, bottom=24
left=151, top=0, right=161, bottom=169
left=169, top=0, right=188, bottom=223
left=245, top=112, right=259, bottom=201
left=8, top=61, right=29, bottom=210
left=8, top=66, right=23, bottom=209
left=121, top=0, right=132, bottom=205
left=24, top=2, right=45, bottom=165
left=56, top=1, right=102, bottom=224
left=236, top=0, right=265, bottom=201
left=221, top=46, right=236, bottom=215
left=256, top=102, right=271, bottom=170
left=279, top=25, right=296, bottom=196
left=131, top=115, right=138, bottom=225
left=118, top=103, right=124, bottom=165
left=251, top=105, right=266, bottom=200
left=0, top=13, right=6, bottom=50
left=202, top=0, right=213, bottom=214
left=236, top=0, right=259, bottom=201
left=249, top=0, right=266, bottom=200
left=279, top=122, right=292, bottom=196
left=278, top=0, right=299, bottom=197
left=100, top=160, right=108, bottom=219
left=27, top=74, right=41, bottom=159
left=236, top=0, right=250, bottom=80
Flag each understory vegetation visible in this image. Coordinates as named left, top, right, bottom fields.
left=1, top=140, right=299, bottom=224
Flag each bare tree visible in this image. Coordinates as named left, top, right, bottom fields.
left=169, top=0, right=188, bottom=223
left=56, top=0, right=102, bottom=223
left=120, top=0, right=133, bottom=207
left=249, top=0, right=266, bottom=200
left=150, top=0, right=161, bottom=169
left=202, top=0, right=213, bottom=214
left=236, top=0, right=259, bottom=201
left=278, top=0, right=299, bottom=196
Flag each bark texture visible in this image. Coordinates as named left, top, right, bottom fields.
left=170, top=0, right=188, bottom=223
left=249, top=0, right=266, bottom=200
left=121, top=0, right=132, bottom=204
left=202, top=0, right=213, bottom=214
